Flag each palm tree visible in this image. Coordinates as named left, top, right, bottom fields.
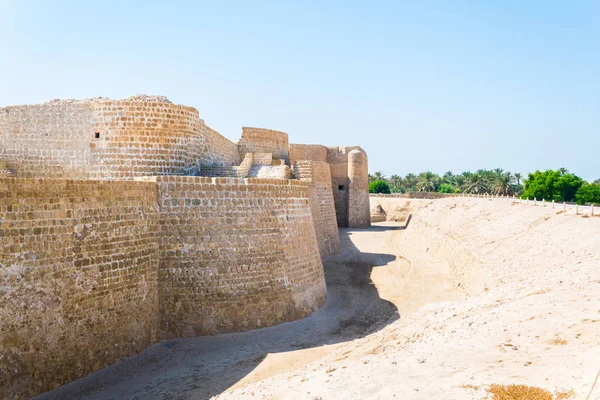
left=388, top=174, right=403, bottom=193
left=514, top=173, right=522, bottom=186
left=404, top=173, right=418, bottom=192
left=373, top=171, right=385, bottom=181
left=453, top=174, right=465, bottom=189
left=416, top=171, right=440, bottom=192
left=490, top=172, right=513, bottom=195
left=442, top=171, right=454, bottom=185
left=461, top=172, right=488, bottom=194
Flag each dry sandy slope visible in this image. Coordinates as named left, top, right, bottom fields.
left=221, top=198, right=600, bottom=399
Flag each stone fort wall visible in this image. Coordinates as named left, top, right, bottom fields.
left=151, top=176, right=325, bottom=338
left=0, top=178, right=160, bottom=398
left=238, top=127, right=290, bottom=165
left=0, top=98, right=238, bottom=180
left=200, top=121, right=240, bottom=166
left=0, top=175, right=328, bottom=398
left=293, top=160, right=340, bottom=258
left=0, top=96, right=371, bottom=398
left=289, top=143, right=328, bottom=164
left=290, top=144, right=370, bottom=229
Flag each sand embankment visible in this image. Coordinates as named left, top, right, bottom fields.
left=222, top=197, right=600, bottom=399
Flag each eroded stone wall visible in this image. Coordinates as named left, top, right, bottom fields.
left=327, top=147, right=350, bottom=227
left=292, top=144, right=370, bottom=229
left=0, top=98, right=243, bottom=179
left=0, top=178, right=159, bottom=399
left=289, top=144, right=328, bottom=164
left=0, top=102, right=96, bottom=178
left=293, top=161, right=340, bottom=258
left=348, top=149, right=371, bottom=228
left=199, top=121, right=240, bottom=166
left=238, top=127, right=290, bottom=164
left=152, top=176, right=326, bottom=338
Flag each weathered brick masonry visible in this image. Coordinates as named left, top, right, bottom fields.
left=0, top=178, right=159, bottom=398
left=150, top=176, right=325, bottom=338
left=0, top=97, right=238, bottom=180
left=0, top=96, right=370, bottom=398
left=238, top=127, right=290, bottom=165
left=290, top=144, right=370, bottom=229
left=293, top=160, right=340, bottom=258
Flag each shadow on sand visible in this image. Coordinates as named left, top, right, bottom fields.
left=37, top=225, right=402, bottom=400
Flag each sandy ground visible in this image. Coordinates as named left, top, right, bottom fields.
left=38, top=197, right=600, bottom=399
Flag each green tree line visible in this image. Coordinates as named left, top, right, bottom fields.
left=368, top=168, right=600, bottom=205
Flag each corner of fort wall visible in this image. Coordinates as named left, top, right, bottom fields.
left=154, top=176, right=326, bottom=337
left=293, top=160, right=340, bottom=258
left=290, top=144, right=370, bottom=229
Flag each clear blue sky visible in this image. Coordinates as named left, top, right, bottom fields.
left=1, top=1, right=599, bottom=180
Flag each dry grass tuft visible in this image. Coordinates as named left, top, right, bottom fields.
left=461, top=384, right=480, bottom=390
left=547, top=336, right=568, bottom=346
left=554, top=389, right=575, bottom=400
left=486, top=384, right=574, bottom=400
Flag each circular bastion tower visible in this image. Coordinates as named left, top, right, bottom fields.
left=348, top=149, right=371, bottom=228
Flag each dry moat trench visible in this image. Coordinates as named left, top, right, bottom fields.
left=38, top=218, right=464, bottom=400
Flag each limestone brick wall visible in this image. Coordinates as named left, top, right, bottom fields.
left=251, top=153, right=276, bottom=165
left=152, top=176, right=326, bottom=338
left=327, top=146, right=351, bottom=227
left=0, top=178, right=159, bottom=399
left=289, top=144, right=328, bottom=164
left=293, top=161, right=340, bottom=258
left=0, top=99, right=204, bottom=179
left=197, top=166, right=242, bottom=177
left=348, top=149, right=371, bottom=228
left=0, top=98, right=242, bottom=180
left=238, top=127, right=290, bottom=164
left=88, top=100, right=202, bottom=178
left=248, top=165, right=293, bottom=179
left=199, top=121, right=240, bottom=166
left=0, top=102, right=97, bottom=178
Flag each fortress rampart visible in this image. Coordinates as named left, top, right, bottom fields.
left=0, top=96, right=370, bottom=398
left=293, top=160, right=340, bottom=258
left=0, top=97, right=241, bottom=180
left=238, top=127, right=290, bottom=165
left=289, top=143, right=328, bottom=163
left=151, top=176, right=325, bottom=338
left=0, top=178, right=159, bottom=398
left=290, top=144, right=370, bottom=229
left=200, top=122, right=240, bottom=166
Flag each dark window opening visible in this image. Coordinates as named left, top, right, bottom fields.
left=338, top=185, right=345, bottom=191
left=94, top=132, right=100, bottom=139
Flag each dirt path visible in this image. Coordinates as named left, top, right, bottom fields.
left=37, top=222, right=461, bottom=400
